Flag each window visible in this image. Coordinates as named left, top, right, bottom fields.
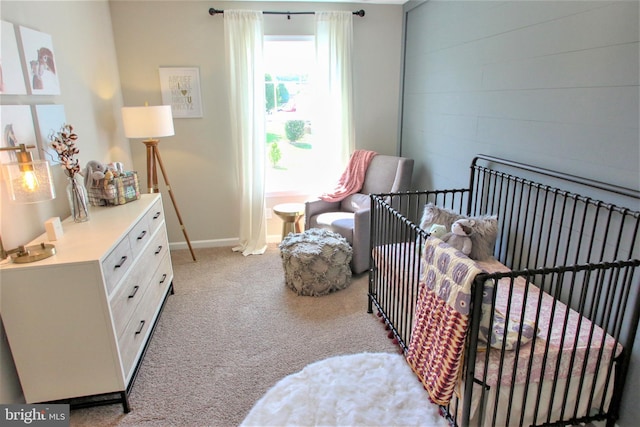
left=264, top=37, right=322, bottom=196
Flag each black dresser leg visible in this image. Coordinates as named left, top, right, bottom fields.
left=122, top=391, right=131, bottom=413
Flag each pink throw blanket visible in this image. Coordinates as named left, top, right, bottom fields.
left=320, top=150, right=377, bottom=202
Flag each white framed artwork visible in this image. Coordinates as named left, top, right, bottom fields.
left=159, top=67, right=203, bottom=118
left=34, top=104, right=67, bottom=164
left=1, top=21, right=27, bottom=95
left=0, top=105, right=38, bottom=163
left=19, top=26, right=61, bottom=95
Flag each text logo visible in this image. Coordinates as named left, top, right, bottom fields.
left=1, top=404, right=69, bottom=426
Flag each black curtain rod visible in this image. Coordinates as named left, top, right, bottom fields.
left=208, top=8, right=365, bottom=18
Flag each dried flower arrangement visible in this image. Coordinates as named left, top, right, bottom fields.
left=49, top=124, right=80, bottom=178
left=49, top=124, right=90, bottom=221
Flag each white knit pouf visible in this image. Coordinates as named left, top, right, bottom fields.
left=279, top=228, right=352, bottom=296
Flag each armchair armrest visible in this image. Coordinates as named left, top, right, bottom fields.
left=352, top=207, right=372, bottom=274
left=304, top=199, right=341, bottom=229
left=353, top=208, right=371, bottom=236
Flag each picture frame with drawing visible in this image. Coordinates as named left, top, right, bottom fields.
left=1, top=105, right=38, bottom=163
left=19, top=26, right=61, bottom=95
left=34, top=104, right=67, bottom=164
left=158, top=67, right=203, bottom=118
left=1, top=20, right=27, bottom=95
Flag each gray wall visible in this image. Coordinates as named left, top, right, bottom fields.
left=399, top=1, right=639, bottom=425
left=401, top=1, right=639, bottom=192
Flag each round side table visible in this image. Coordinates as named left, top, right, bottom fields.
left=273, top=203, right=305, bottom=240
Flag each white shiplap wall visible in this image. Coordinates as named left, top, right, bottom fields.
left=400, top=1, right=639, bottom=192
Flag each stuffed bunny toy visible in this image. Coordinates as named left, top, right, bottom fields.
left=83, top=160, right=108, bottom=188
left=441, top=218, right=474, bottom=256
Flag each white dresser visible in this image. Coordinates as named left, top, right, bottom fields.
left=0, top=194, right=173, bottom=412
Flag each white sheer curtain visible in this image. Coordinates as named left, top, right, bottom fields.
left=224, top=10, right=267, bottom=256
left=313, top=11, right=356, bottom=185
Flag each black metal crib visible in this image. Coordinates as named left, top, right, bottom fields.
left=368, top=155, right=640, bottom=427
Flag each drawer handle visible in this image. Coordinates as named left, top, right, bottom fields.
left=159, top=274, right=167, bottom=284
left=137, top=230, right=147, bottom=240
left=153, top=212, right=161, bottom=220
left=128, top=285, right=139, bottom=299
left=154, top=245, right=163, bottom=255
left=135, top=320, right=146, bottom=335
left=115, top=256, right=128, bottom=269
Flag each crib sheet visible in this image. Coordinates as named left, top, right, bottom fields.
left=474, top=258, right=622, bottom=388
left=372, top=243, right=622, bottom=424
left=372, top=245, right=621, bottom=384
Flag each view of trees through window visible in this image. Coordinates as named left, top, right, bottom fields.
left=264, top=37, right=316, bottom=194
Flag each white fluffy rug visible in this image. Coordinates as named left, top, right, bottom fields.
left=241, top=352, right=448, bottom=427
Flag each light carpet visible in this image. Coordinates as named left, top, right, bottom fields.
left=241, top=352, right=447, bottom=427
left=69, top=245, right=441, bottom=426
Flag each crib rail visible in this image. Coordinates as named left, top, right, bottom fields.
left=368, top=155, right=640, bottom=427
left=469, top=156, right=640, bottom=271
left=457, top=261, right=640, bottom=427
left=368, top=189, right=469, bottom=350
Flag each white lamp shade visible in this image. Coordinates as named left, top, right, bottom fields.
left=122, top=105, right=175, bottom=139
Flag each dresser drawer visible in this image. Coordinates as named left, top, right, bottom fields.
left=110, top=227, right=169, bottom=338
left=127, top=215, right=151, bottom=256
left=118, top=251, right=172, bottom=378
left=147, top=198, right=165, bottom=236
left=146, top=251, right=173, bottom=309
left=148, top=225, right=169, bottom=265
left=103, top=237, right=133, bottom=295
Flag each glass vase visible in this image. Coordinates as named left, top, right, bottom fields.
left=66, top=176, right=90, bottom=223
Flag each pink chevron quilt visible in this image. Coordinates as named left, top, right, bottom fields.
left=405, top=237, right=483, bottom=406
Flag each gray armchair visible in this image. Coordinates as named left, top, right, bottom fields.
left=305, top=155, right=414, bottom=274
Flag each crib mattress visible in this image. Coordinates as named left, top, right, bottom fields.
left=474, top=258, right=621, bottom=387
left=372, top=243, right=622, bottom=388
left=373, top=242, right=622, bottom=424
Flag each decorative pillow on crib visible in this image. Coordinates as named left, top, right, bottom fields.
left=420, top=204, right=461, bottom=231
left=420, top=203, right=498, bottom=261
left=478, top=308, right=538, bottom=351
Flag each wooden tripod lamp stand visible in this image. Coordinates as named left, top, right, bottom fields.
left=122, top=104, right=196, bottom=261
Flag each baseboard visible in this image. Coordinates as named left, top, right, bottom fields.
left=267, top=234, right=282, bottom=244
left=169, top=238, right=239, bottom=251
left=169, top=236, right=283, bottom=251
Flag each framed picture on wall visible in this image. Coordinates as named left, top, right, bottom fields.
left=19, top=26, right=61, bottom=95
left=0, top=105, right=38, bottom=163
left=1, top=20, right=27, bottom=95
left=34, top=104, right=67, bottom=164
left=158, top=67, right=203, bottom=118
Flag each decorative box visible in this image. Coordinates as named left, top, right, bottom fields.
left=87, top=171, right=141, bottom=207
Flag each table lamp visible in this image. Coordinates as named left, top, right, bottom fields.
left=1, top=144, right=55, bottom=203
left=1, top=144, right=56, bottom=263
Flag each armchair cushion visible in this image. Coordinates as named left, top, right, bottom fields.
left=361, top=155, right=413, bottom=195
left=315, top=212, right=355, bottom=244
left=305, top=199, right=340, bottom=221
left=340, top=193, right=370, bottom=213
